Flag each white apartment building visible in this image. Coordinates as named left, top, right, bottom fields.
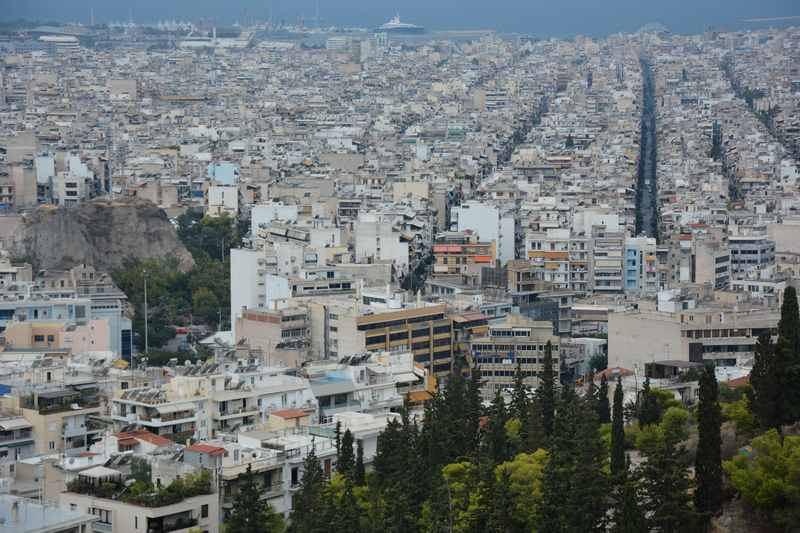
left=453, top=201, right=516, bottom=264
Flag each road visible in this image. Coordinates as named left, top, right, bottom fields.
left=636, top=59, right=658, bottom=239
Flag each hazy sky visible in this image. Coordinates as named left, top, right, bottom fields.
left=3, top=0, right=798, bottom=37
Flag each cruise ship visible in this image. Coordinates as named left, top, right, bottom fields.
left=375, top=15, right=425, bottom=34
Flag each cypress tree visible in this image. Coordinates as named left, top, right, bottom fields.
left=610, top=377, right=626, bottom=477
left=486, top=389, right=509, bottom=465
left=540, top=388, right=608, bottom=532
left=638, top=414, right=697, bottom=533
left=639, top=377, right=661, bottom=426
left=612, top=462, right=647, bottom=533
left=288, top=447, right=326, bottom=533
left=339, top=429, right=356, bottom=479
left=354, top=439, right=365, bottom=486
left=695, top=365, right=723, bottom=521
left=465, top=365, right=483, bottom=456
left=750, top=334, right=781, bottom=432
left=539, top=340, right=556, bottom=437
left=597, top=374, right=611, bottom=424
left=488, top=469, right=522, bottom=533
left=525, top=396, right=546, bottom=452
left=586, top=370, right=598, bottom=414
left=777, top=286, right=800, bottom=426
left=228, top=464, right=285, bottom=533
left=335, top=420, right=342, bottom=456
left=510, top=360, right=529, bottom=422
left=327, top=479, right=363, bottom=533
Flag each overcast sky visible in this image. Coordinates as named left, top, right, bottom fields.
left=3, top=0, right=798, bottom=37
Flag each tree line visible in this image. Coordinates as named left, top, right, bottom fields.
left=225, top=287, right=800, bottom=532
left=112, top=211, right=241, bottom=350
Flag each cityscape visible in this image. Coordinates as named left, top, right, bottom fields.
left=0, top=3, right=799, bottom=532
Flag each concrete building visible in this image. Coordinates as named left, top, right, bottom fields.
left=0, top=494, right=96, bottom=533
left=452, top=201, right=516, bottom=264
left=469, top=314, right=560, bottom=393
left=728, top=234, right=775, bottom=274
left=608, top=303, right=779, bottom=375
left=624, top=236, right=658, bottom=296
left=60, top=468, right=219, bottom=533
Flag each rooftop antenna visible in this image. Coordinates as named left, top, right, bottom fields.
left=90, top=6, right=94, bottom=27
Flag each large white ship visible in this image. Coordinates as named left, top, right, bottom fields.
left=375, top=15, right=425, bottom=34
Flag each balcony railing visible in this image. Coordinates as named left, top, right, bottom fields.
left=0, top=431, right=33, bottom=443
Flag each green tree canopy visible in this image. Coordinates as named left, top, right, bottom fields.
left=724, top=430, right=800, bottom=530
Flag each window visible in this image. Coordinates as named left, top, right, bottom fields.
left=34, top=335, right=45, bottom=342
left=49, top=441, right=55, bottom=450
left=201, top=504, right=209, bottom=518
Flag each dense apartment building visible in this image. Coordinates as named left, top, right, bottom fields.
left=469, top=314, right=560, bottom=393
left=309, top=300, right=455, bottom=377
left=432, top=231, right=495, bottom=276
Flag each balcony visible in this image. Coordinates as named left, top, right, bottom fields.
left=93, top=522, right=113, bottom=533
left=147, top=515, right=198, bottom=533
left=0, top=430, right=33, bottom=443
left=215, top=407, right=260, bottom=420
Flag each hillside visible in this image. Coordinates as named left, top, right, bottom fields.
left=12, top=198, right=194, bottom=273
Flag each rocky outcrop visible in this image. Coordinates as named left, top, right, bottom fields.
left=13, top=198, right=194, bottom=273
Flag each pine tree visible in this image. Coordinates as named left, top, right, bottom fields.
left=597, top=373, right=611, bottom=424
left=338, top=429, right=356, bottom=479
left=539, top=340, right=556, bottom=437
left=750, top=334, right=781, bottom=432
left=695, top=365, right=723, bottom=521
left=228, top=464, right=285, bottom=533
left=288, top=447, right=326, bottom=533
left=610, top=377, right=626, bottom=477
left=355, top=439, right=365, bottom=486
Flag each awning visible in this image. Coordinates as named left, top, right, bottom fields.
left=155, top=403, right=194, bottom=414
left=80, top=466, right=123, bottom=479
left=0, top=418, right=32, bottom=431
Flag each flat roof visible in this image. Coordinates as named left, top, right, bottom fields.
left=0, top=495, right=96, bottom=532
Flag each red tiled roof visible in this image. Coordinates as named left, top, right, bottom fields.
left=271, top=408, right=309, bottom=419
left=725, top=375, right=750, bottom=388
left=185, top=443, right=226, bottom=456
left=116, top=430, right=173, bottom=447
left=597, top=367, right=634, bottom=379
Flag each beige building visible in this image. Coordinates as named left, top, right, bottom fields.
left=608, top=306, right=779, bottom=375
left=234, top=307, right=309, bottom=368
left=1, top=386, right=103, bottom=455
left=469, top=314, right=560, bottom=393
left=307, top=299, right=455, bottom=377
left=3, top=320, right=111, bottom=353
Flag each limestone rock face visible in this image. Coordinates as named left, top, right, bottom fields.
left=13, top=198, right=194, bottom=273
